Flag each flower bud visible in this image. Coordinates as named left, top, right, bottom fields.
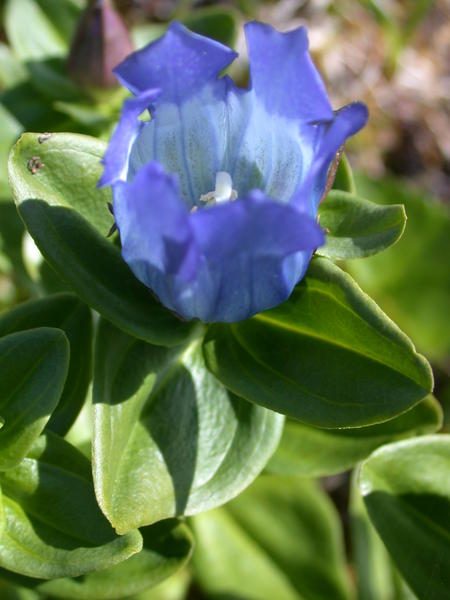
left=67, top=0, right=134, bottom=88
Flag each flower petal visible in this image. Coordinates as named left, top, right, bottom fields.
left=99, top=89, right=159, bottom=187
left=245, top=21, right=333, bottom=123
left=176, top=191, right=325, bottom=322
left=296, top=102, right=369, bottom=213
left=115, top=21, right=237, bottom=102
left=128, top=80, right=232, bottom=207
left=191, top=190, right=324, bottom=261
left=113, top=161, right=198, bottom=282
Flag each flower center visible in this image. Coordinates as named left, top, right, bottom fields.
left=198, top=171, right=238, bottom=207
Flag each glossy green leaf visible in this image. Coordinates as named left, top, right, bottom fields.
left=350, top=470, right=418, bottom=600
left=267, top=395, right=442, bottom=477
left=0, top=433, right=142, bottom=579
left=0, top=520, right=193, bottom=600
left=0, top=293, right=92, bottom=435
left=348, top=174, right=450, bottom=363
left=8, top=133, right=197, bottom=346
left=359, top=435, right=450, bottom=599
left=203, top=258, right=433, bottom=428
left=317, top=190, right=406, bottom=259
left=192, top=474, right=352, bottom=600
left=0, top=328, right=69, bottom=470
left=93, top=319, right=283, bottom=534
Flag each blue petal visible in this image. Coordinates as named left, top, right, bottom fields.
left=128, top=80, right=232, bottom=207
left=295, top=102, right=369, bottom=213
left=115, top=21, right=237, bottom=102
left=245, top=21, right=333, bottom=123
left=227, top=91, right=318, bottom=204
left=186, top=192, right=324, bottom=322
left=123, top=188, right=323, bottom=323
left=99, top=89, right=159, bottom=187
left=113, top=161, right=198, bottom=282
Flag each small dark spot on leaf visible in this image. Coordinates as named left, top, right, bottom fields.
left=38, top=132, right=52, bottom=144
left=27, top=156, right=44, bottom=175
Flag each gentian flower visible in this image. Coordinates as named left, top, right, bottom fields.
left=100, top=21, right=368, bottom=322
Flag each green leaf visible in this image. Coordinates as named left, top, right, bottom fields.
left=203, top=257, right=433, bottom=428
left=0, top=579, right=40, bottom=600
left=359, top=435, right=450, bottom=599
left=8, top=132, right=198, bottom=347
left=0, top=104, right=22, bottom=199
left=0, top=433, right=142, bottom=579
left=332, top=153, right=356, bottom=193
left=182, top=6, right=239, bottom=47
left=4, top=0, right=80, bottom=61
left=0, top=520, right=193, bottom=600
left=0, top=42, right=28, bottom=90
left=0, top=328, right=69, bottom=470
left=0, top=201, right=30, bottom=298
left=267, top=395, right=442, bottom=477
left=348, top=174, right=450, bottom=363
left=93, top=319, right=283, bottom=533
left=350, top=470, right=418, bottom=600
left=317, top=190, right=406, bottom=259
left=192, top=474, right=352, bottom=600
left=9, top=133, right=113, bottom=233
left=0, top=293, right=92, bottom=435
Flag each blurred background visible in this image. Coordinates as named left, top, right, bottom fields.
left=0, top=1, right=448, bottom=599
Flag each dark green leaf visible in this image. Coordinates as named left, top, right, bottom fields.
left=0, top=201, right=31, bottom=299
left=183, top=6, right=239, bottom=47
left=93, top=319, right=283, bottom=533
left=0, top=328, right=69, bottom=470
left=203, top=258, right=433, bottom=428
left=0, top=293, right=92, bottom=434
left=267, top=395, right=442, bottom=477
left=0, top=433, right=142, bottom=579
left=350, top=471, right=418, bottom=600
left=318, top=190, right=406, bottom=259
left=359, top=435, right=450, bottom=600
left=192, top=474, right=352, bottom=600
left=8, top=133, right=198, bottom=346
left=0, top=520, right=193, bottom=600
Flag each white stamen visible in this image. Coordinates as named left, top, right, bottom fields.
left=198, top=171, right=237, bottom=207
left=214, top=171, right=233, bottom=203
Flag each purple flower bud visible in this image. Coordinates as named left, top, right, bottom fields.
left=67, top=0, right=134, bottom=88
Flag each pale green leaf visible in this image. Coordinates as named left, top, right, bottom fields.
left=0, top=433, right=142, bottom=579
left=93, top=319, right=283, bottom=533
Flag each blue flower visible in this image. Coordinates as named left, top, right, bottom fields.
left=100, top=21, right=368, bottom=323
